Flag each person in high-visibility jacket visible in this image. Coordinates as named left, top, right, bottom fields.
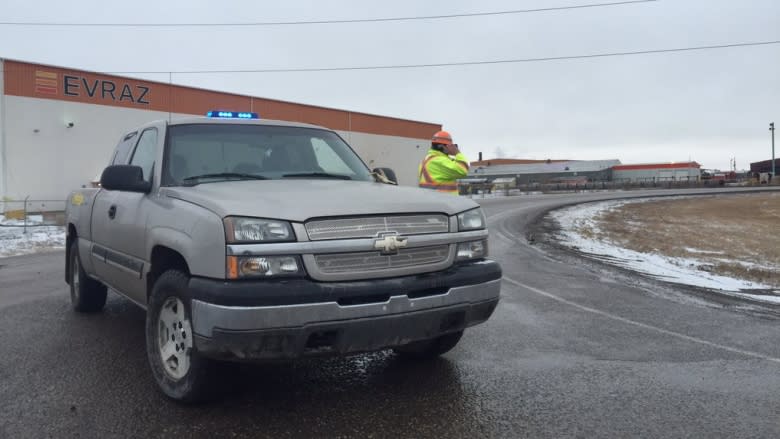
left=418, top=130, right=469, bottom=194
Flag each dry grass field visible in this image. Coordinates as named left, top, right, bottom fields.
left=580, top=192, right=780, bottom=288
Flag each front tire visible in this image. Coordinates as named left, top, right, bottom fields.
left=146, top=270, right=215, bottom=403
left=393, top=330, right=464, bottom=359
left=68, top=243, right=107, bottom=313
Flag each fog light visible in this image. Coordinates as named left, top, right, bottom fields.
left=278, top=258, right=299, bottom=273
left=456, top=240, right=488, bottom=261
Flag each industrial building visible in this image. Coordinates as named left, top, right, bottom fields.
left=463, top=159, right=705, bottom=190
left=470, top=159, right=621, bottom=184
left=0, top=59, right=440, bottom=202
left=611, top=162, right=701, bottom=182
left=750, top=158, right=779, bottom=175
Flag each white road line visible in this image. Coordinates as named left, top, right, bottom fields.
left=502, top=276, right=780, bottom=364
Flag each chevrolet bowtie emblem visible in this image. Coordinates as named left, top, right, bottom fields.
left=374, top=233, right=408, bottom=255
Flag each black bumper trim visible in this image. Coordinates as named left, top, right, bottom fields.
left=188, top=260, right=502, bottom=307
left=194, top=298, right=499, bottom=361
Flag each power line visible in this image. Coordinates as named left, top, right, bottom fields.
left=0, top=1, right=658, bottom=27
left=2, top=39, right=775, bottom=76
left=76, top=40, right=780, bottom=75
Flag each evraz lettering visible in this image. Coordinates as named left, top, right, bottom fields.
left=136, top=86, right=150, bottom=105
left=101, top=81, right=116, bottom=100
left=63, top=75, right=79, bottom=96
left=59, top=74, right=151, bottom=105
left=119, top=84, right=135, bottom=103
left=82, top=78, right=99, bottom=97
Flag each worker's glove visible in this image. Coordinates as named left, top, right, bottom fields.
left=371, top=170, right=397, bottom=185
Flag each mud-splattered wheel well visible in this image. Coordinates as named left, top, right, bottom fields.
left=65, top=224, right=78, bottom=284
left=146, top=246, right=190, bottom=302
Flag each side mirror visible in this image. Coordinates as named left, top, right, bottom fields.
left=100, top=165, right=152, bottom=193
left=372, top=167, right=398, bottom=185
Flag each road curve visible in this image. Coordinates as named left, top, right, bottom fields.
left=0, top=188, right=778, bottom=438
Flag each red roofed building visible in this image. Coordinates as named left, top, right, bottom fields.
left=0, top=58, right=441, bottom=201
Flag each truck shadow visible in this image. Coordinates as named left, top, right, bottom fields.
left=84, top=294, right=482, bottom=436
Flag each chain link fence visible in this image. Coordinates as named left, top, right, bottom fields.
left=0, top=197, right=67, bottom=230
left=461, top=176, right=776, bottom=198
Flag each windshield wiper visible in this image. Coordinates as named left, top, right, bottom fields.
left=282, top=172, right=352, bottom=180
left=182, top=172, right=269, bottom=186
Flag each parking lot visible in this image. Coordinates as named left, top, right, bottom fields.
left=1, top=190, right=778, bottom=438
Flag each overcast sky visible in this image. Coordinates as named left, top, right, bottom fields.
left=2, top=0, right=778, bottom=170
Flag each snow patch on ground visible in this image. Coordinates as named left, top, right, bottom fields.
left=550, top=200, right=780, bottom=305
left=467, top=190, right=543, bottom=199
left=1, top=214, right=44, bottom=226
left=466, top=189, right=627, bottom=199
left=683, top=247, right=725, bottom=255
left=0, top=215, right=66, bottom=258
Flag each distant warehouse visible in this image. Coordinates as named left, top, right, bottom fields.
left=0, top=59, right=440, bottom=202
left=465, top=158, right=703, bottom=186
left=470, top=159, right=620, bottom=184
left=612, top=162, right=701, bottom=182
left=749, top=158, right=780, bottom=175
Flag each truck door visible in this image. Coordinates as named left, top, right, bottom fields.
left=91, top=128, right=159, bottom=306
left=90, top=131, right=137, bottom=288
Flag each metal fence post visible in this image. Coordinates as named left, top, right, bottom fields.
left=23, top=195, right=30, bottom=234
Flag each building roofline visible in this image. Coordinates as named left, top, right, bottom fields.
left=612, top=162, right=701, bottom=170
left=0, top=56, right=440, bottom=127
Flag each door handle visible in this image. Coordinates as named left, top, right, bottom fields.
left=108, top=205, right=117, bottom=219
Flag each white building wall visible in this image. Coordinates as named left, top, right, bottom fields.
left=1, top=95, right=428, bottom=202
left=613, top=168, right=700, bottom=181
left=3, top=96, right=175, bottom=200
left=335, top=130, right=428, bottom=187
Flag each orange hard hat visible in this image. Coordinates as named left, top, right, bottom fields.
left=432, top=130, right=453, bottom=145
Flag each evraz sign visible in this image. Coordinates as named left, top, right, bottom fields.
left=63, top=74, right=151, bottom=105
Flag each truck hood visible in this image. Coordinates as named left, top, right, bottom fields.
left=163, top=180, right=479, bottom=222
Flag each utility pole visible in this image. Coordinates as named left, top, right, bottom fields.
left=771, top=122, right=776, bottom=179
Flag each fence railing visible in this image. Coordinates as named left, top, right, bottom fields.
left=0, top=198, right=67, bottom=230
left=462, top=177, right=776, bottom=198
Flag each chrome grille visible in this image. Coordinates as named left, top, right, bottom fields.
left=305, top=214, right=449, bottom=240
left=314, top=245, right=450, bottom=274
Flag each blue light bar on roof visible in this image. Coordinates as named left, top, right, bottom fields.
left=206, top=110, right=259, bottom=119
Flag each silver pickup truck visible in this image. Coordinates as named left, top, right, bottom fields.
left=65, top=113, right=502, bottom=402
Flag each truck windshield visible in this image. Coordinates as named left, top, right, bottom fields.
left=163, top=124, right=373, bottom=186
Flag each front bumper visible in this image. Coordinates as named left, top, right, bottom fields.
left=190, top=260, right=502, bottom=360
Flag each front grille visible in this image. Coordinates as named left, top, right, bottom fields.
left=314, top=245, right=450, bottom=274
left=305, top=214, right=449, bottom=241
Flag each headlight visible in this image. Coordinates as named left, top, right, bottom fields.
left=226, top=255, right=303, bottom=279
left=456, top=239, right=488, bottom=261
left=224, top=217, right=294, bottom=243
left=457, top=208, right=486, bottom=231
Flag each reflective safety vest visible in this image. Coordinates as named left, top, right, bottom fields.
left=418, top=149, right=470, bottom=195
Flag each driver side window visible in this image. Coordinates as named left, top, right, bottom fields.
left=112, top=132, right=138, bottom=165
left=129, top=128, right=158, bottom=182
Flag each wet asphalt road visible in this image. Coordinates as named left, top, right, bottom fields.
left=1, top=188, right=779, bottom=438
